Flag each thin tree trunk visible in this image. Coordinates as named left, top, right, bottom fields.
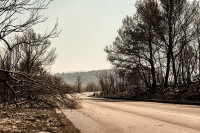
left=164, top=49, right=171, bottom=88
left=164, top=0, right=173, bottom=88
left=148, top=26, right=156, bottom=93
left=172, top=52, right=177, bottom=87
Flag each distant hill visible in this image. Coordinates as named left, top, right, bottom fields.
left=54, top=69, right=113, bottom=87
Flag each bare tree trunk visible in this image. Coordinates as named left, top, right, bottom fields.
left=164, top=48, right=171, bottom=88
left=164, top=0, right=173, bottom=88
left=148, top=27, right=156, bottom=93
left=172, top=52, right=177, bottom=87
left=199, top=39, right=200, bottom=80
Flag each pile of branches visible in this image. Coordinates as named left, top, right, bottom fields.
left=0, top=69, right=76, bottom=108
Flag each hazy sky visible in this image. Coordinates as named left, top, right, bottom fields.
left=37, top=0, right=136, bottom=73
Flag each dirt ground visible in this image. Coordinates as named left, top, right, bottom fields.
left=0, top=108, right=80, bottom=133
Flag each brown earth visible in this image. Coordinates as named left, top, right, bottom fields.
left=0, top=108, right=80, bottom=133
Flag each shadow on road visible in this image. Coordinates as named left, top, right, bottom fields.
left=79, top=97, right=142, bottom=103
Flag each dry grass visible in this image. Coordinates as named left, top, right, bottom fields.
left=0, top=108, right=80, bottom=133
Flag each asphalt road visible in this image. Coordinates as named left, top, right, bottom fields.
left=63, top=92, right=200, bottom=133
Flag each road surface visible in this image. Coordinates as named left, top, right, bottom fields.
left=62, top=92, right=200, bottom=133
